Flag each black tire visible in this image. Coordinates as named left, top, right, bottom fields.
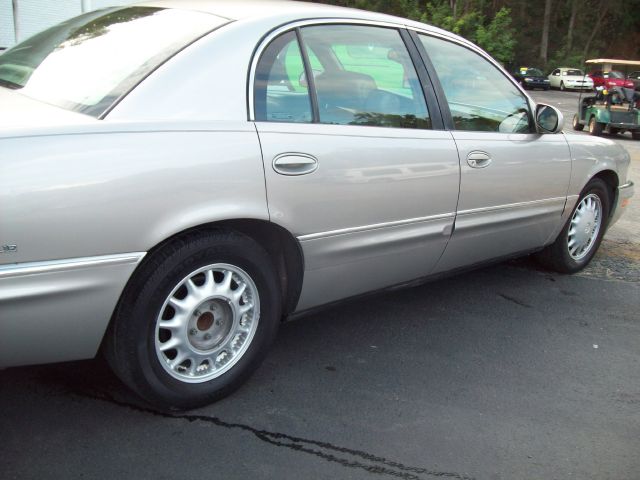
left=534, top=178, right=610, bottom=274
left=572, top=114, right=584, bottom=131
left=632, top=131, right=640, bottom=140
left=104, top=229, right=282, bottom=410
left=589, top=116, right=603, bottom=136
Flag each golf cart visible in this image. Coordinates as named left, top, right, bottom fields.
left=572, top=59, right=640, bottom=139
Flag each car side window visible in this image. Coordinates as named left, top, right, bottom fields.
left=254, top=31, right=313, bottom=123
left=300, top=25, right=431, bottom=129
left=419, top=34, right=532, bottom=133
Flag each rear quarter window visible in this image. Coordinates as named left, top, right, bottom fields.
left=0, top=7, right=228, bottom=117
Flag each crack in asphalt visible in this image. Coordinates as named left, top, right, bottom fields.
left=498, top=293, right=533, bottom=309
left=77, top=390, right=475, bottom=480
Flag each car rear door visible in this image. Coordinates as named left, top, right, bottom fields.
left=252, top=23, right=460, bottom=311
left=413, top=32, right=571, bottom=273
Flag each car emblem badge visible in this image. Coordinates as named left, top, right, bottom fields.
left=1, top=244, right=18, bottom=254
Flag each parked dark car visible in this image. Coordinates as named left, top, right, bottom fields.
left=628, top=71, right=640, bottom=91
left=513, top=67, right=550, bottom=90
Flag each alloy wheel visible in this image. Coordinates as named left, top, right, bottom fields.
left=154, top=263, right=260, bottom=383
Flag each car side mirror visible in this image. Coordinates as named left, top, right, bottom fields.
left=536, top=104, right=564, bottom=134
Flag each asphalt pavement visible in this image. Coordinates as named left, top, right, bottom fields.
left=1, top=90, right=638, bottom=480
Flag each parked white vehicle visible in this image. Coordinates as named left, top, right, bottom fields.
left=549, top=67, right=594, bottom=91
left=0, top=1, right=634, bottom=409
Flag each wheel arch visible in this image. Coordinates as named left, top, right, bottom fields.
left=592, top=169, right=619, bottom=217
left=109, top=219, right=304, bottom=330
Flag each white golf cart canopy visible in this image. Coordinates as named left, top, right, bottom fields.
left=586, top=59, right=640, bottom=72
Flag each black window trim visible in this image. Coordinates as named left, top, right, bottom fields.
left=399, top=29, right=443, bottom=130
left=406, top=29, right=453, bottom=130
left=295, top=27, right=320, bottom=123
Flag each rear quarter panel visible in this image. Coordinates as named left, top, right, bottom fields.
left=0, top=122, right=268, bottom=264
left=0, top=121, right=267, bottom=367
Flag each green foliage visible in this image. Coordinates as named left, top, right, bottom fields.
left=475, top=8, right=516, bottom=65
left=548, top=49, right=586, bottom=71
left=305, top=0, right=640, bottom=68
left=421, top=3, right=483, bottom=41
left=421, top=4, right=514, bottom=65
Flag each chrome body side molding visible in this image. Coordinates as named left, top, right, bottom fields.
left=296, top=215, right=454, bottom=311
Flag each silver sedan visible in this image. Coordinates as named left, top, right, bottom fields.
left=0, top=0, right=634, bottom=409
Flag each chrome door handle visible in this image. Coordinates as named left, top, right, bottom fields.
left=467, top=151, right=492, bottom=169
left=272, top=153, right=319, bottom=176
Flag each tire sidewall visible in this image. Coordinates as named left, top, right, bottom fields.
left=556, top=179, right=610, bottom=273
left=122, top=233, right=281, bottom=409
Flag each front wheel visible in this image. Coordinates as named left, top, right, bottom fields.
left=104, top=230, right=282, bottom=410
left=534, top=178, right=610, bottom=273
left=572, top=114, right=584, bottom=131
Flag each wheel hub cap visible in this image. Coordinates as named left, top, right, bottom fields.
left=568, top=194, right=602, bottom=261
left=154, top=263, right=260, bottom=383
left=188, top=299, right=233, bottom=351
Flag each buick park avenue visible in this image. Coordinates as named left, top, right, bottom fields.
left=0, top=0, right=634, bottom=409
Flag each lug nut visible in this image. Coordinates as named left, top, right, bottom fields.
left=204, top=333, right=212, bottom=340
left=189, top=328, right=198, bottom=336
left=194, top=310, right=201, bottom=317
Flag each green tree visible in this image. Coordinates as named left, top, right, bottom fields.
left=303, top=0, right=640, bottom=69
left=476, top=8, right=516, bottom=64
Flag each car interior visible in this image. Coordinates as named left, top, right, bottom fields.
left=256, top=30, right=430, bottom=129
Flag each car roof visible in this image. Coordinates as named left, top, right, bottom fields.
left=136, top=0, right=465, bottom=44
left=140, top=0, right=404, bottom=22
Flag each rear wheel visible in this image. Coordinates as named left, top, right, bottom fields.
left=572, top=114, right=584, bottom=131
left=633, top=131, right=640, bottom=140
left=535, top=178, right=610, bottom=273
left=589, top=116, right=603, bottom=136
left=104, top=229, right=282, bottom=410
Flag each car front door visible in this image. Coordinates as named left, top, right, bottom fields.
left=414, top=33, right=571, bottom=273
left=550, top=68, right=561, bottom=88
left=252, top=24, right=460, bottom=311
